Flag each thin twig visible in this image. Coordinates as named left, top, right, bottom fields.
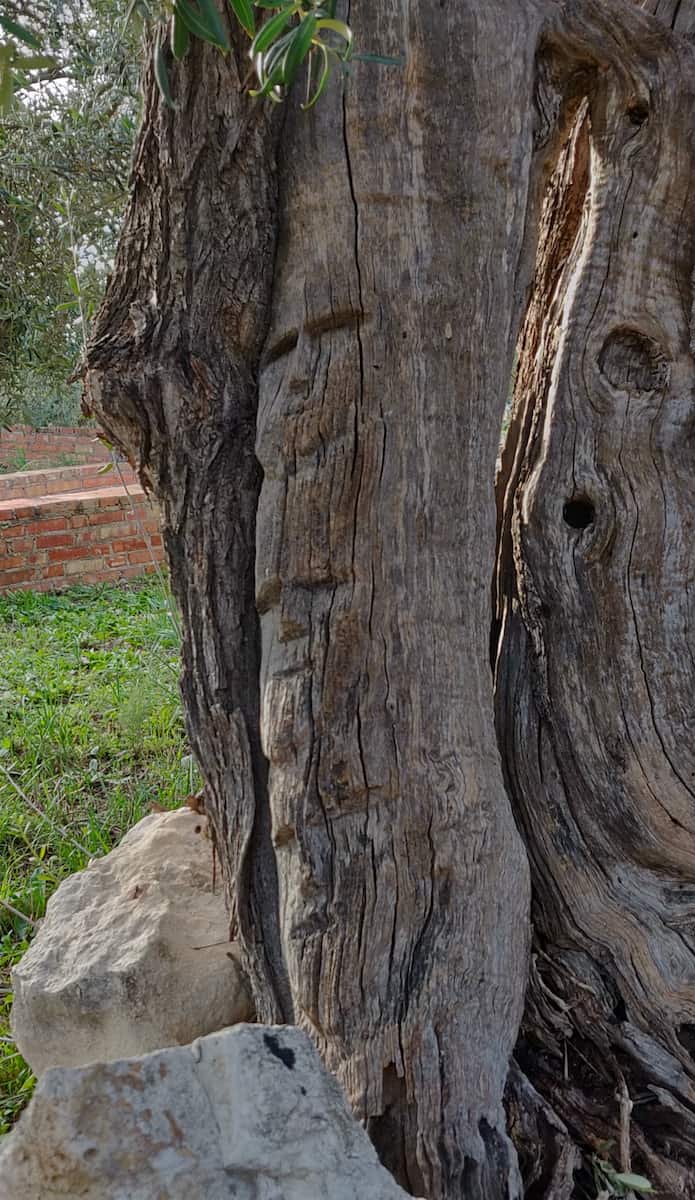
left=0, top=896, right=37, bottom=928
left=618, top=1075, right=633, bottom=1174
left=537, top=948, right=599, bottom=996
left=0, top=762, right=94, bottom=860
left=65, top=190, right=89, bottom=350
left=113, top=457, right=181, bottom=638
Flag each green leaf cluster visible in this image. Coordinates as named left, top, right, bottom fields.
left=0, top=12, right=55, bottom=113
left=149, top=0, right=402, bottom=111
left=247, top=2, right=352, bottom=110
left=592, top=1155, right=654, bottom=1196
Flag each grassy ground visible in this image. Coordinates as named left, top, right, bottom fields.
left=0, top=579, right=198, bottom=1133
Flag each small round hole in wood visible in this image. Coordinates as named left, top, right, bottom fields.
left=627, top=101, right=649, bottom=126
left=563, top=497, right=595, bottom=530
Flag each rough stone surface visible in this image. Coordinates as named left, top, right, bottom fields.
left=0, top=1024, right=415, bottom=1200
left=11, top=808, right=253, bottom=1074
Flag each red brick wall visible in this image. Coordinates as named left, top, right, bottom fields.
left=0, top=486, right=165, bottom=593
left=0, top=426, right=110, bottom=465
left=0, top=462, right=138, bottom=503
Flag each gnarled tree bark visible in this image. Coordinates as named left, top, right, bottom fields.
left=496, top=2, right=695, bottom=1194
left=85, top=4, right=541, bottom=1194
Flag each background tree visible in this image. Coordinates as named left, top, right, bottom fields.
left=57, top=0, right=695, bottom=1196
left=0, top=1, right=138, bottom=425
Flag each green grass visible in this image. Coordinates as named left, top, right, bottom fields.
left=0, top=579, right=199, bottom=1133
left=0, top=449, right=86, bottom=474
left=0, top=448, right=29, bottom=475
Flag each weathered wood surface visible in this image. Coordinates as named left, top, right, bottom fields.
left=496, top=3, right=695, bottom=1191
left=254, top=3, right=548, bottom=1192
left=85, top=3, right=543, bottom=1194
left=641, top=0, right=695, bottom=34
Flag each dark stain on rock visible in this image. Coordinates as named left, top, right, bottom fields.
left=263, top=1032, right=296, bottom=1070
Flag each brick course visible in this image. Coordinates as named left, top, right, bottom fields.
left=0, top=426, right=109, bottom=467
left=0, top=473, right=164, bottom=594
left=0, top=462, right=137, bottom=503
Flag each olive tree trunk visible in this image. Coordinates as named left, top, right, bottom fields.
left=84, top=0, right=695, bottom=1196
left=496, top=2, right=695, bottom=1194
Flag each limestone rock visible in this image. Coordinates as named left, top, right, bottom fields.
left=11, top=807, right=252, bottom=1074
left=0, top=1023, right=414, bottom=1200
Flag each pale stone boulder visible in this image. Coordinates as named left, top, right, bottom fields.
left=0, top=1024, right=415, bottom=1200
left=11, top=807, right=253, bottom=1074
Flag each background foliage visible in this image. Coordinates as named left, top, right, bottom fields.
left=0, top=1, right=140, bottom=426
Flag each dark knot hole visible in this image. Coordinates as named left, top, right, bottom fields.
left=563, top=496, right=595, bottom=530
left=626, top=101, right=649, bottom=126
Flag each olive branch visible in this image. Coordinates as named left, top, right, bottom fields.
left=152, top=0, right=402, bottom=110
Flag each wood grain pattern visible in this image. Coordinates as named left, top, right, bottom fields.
left=255, top=2, right=544, bottom=1193
left=496, top=4, right=695, bottom=1191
